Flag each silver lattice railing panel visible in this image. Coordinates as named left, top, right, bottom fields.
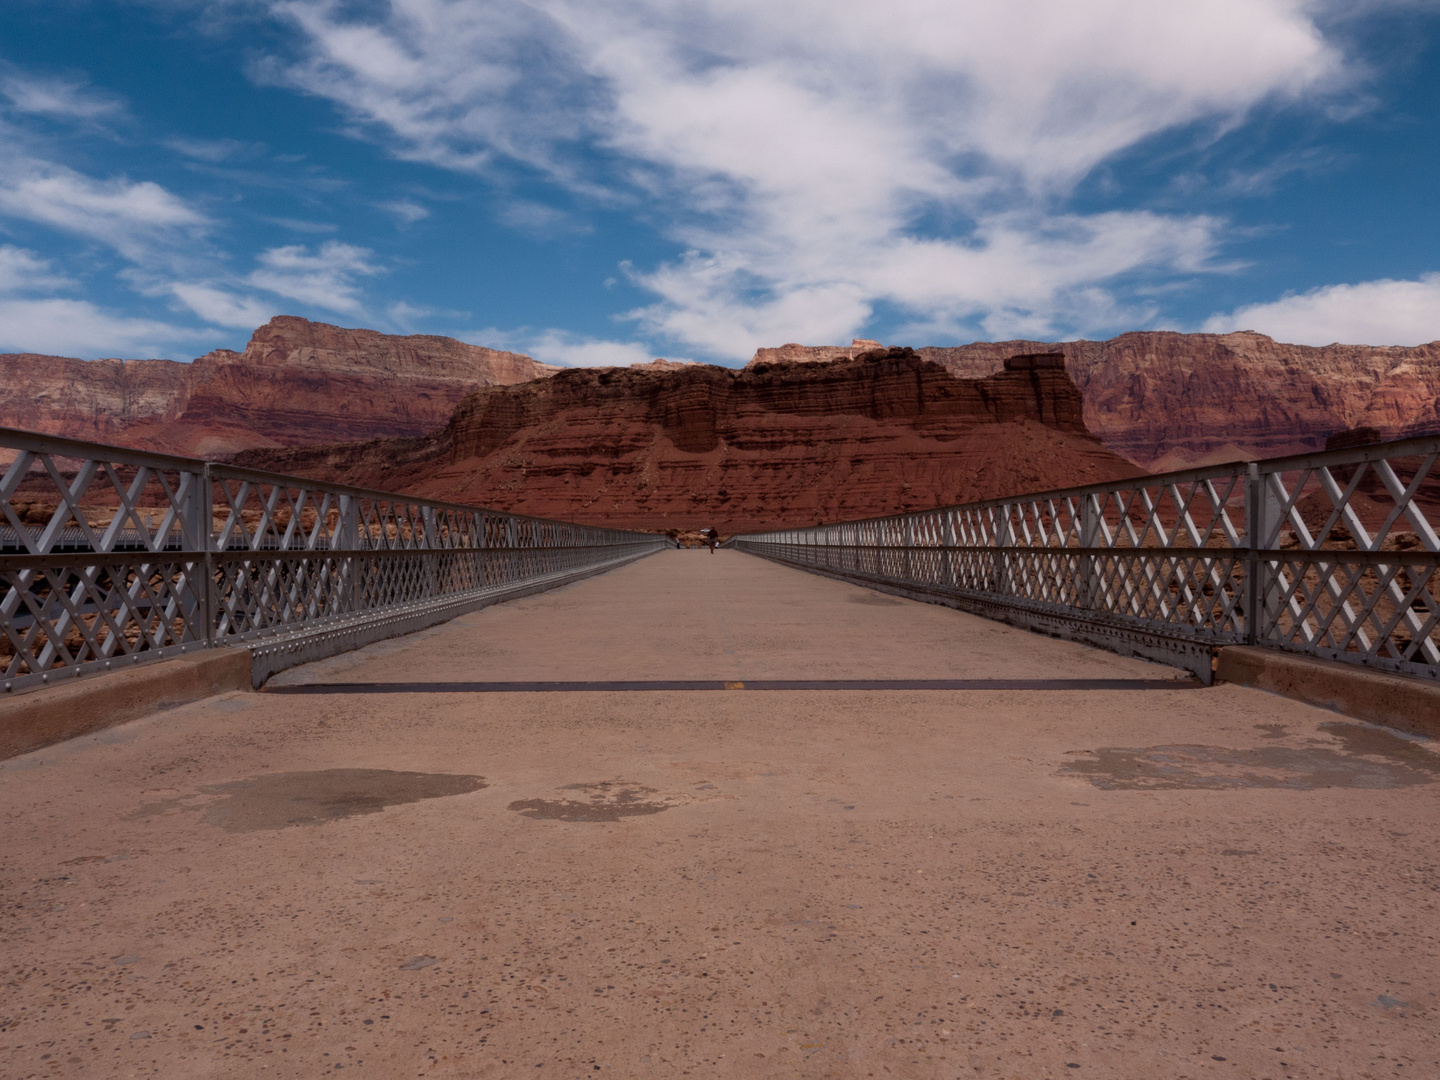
left=733, top=436, right=1440, bottom=684
left=3, top=427, right=665, bottom=693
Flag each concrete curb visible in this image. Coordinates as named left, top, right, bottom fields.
left=0, top=649, right=253, bottom=761
left=1215, top=646, right=1440, bottom=738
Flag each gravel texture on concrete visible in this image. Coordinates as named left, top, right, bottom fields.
left=1, top=550, right=1437, bottom=1079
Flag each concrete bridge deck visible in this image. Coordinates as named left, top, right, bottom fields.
left=2, top=549, right=1437, bottom=1078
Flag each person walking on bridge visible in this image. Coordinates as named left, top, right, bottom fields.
left=706, top=527, right=718, bottom=553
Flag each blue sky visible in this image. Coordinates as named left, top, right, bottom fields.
left=1, top=0, right=1438, bottom=365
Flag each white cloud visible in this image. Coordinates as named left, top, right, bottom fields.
left=0, top=244, right=201, bottom=355
left=524, top=330, right=660, bottom=368
left=164, top=136, right=259, bottom=162
left=0, top=154, right=207, bottom=262
left=255, top=0, right=1348, bottom=357
left=0, top=245, right=72, bottom=294
left=0, top=84, right=369, bottom=349
left=169, top=283, right=277, bottom=328
left=1203, top=274, right=1440, bottom=346
left=380, top=199, right=430, bottom=224
left=388, top=300, right=454, bottom=330
left=263, top=216, right=339, bottom=233
left=246, top=240, right=383, bottom=315
left=497, top=199, right=587, bottom=235
left=0, top=67, right=124, bottom=121
left=0, top=148, right=377, bottom=342
left=0, top=298, right=196, bottom=357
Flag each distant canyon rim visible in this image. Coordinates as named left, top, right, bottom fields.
left=3, top=318, right=1438, bottom=531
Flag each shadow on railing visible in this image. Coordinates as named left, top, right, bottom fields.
left=2, top=427, right=666, bottom=693
left=731, top=436, right=1440, bottom=684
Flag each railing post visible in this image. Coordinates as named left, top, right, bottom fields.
left=1079, top=495, right=1098, bottom=610
left=507, top=517, right=519, bottom=584
left=902, top=516, right=913, bottom=582
left=993, top=504, right=1012, bottom=596
left=942, top=512, right=957, bottom=590
left=339, top=494, right=360, bottom=614
left=202, top=463, right=216, bottom=645
left=422, top=506, right=439, bottom=599
left=1244, top=463, right=1283, bottom=645
left=1244, top=464, right=1257, bottom=644
left=478, top=509, right=489, bottom=587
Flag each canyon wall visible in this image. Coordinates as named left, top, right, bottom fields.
left=234, top=349, right=1141, bottom=533
left=0, top=316, right=556, bottom=457
left=907, top=331, right=1440, bottom=468
left=0, top=353, right=192, bottom=446
left=9, top=321, right=1434, bottom=477
left=747, top=338, right=882, bottom=367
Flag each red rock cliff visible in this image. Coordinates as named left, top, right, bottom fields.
left=0, top=354, right=192, bottom=444
left=234, top=348, right=1141, bottom=533
left=912, top=331, right=1440, bottom=468
left=0, top=316, right=557, bottom=457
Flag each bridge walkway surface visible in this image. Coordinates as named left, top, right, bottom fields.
left=2, top=549, right=1438, bottom=1078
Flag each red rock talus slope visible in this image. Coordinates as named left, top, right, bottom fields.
left=909, top=331, right=1440, bottom=468
left=234, top=349, right=1141, bottom=534
left=0, top=316, right=556, bottom=457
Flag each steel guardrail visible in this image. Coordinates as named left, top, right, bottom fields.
left=1, top=426, right=666, bottom=692
left=731, top=436, right=1440, bottom=684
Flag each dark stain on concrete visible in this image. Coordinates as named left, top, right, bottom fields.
left=849, top=593, right=905, bottom=606
left=509, top=780, right=672, bottom=822
left=129, top=769, right=487, bottom=832
left=1063, top=722, right=1440, bottom=791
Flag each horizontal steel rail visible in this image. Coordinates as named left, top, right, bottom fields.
left=2, top=425, right=666, bottom=693
left=732, top=435, right=1440, bottom=684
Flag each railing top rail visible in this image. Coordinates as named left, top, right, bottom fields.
left=1, top=424, right=213, bottom=472
left=1252, top=433, right=1440, bottom=473
left=209, top=459, right=519, bottom=521
left=733, top=433, right=1440, bottom=537
left=1, top=424, right=655, bottom=538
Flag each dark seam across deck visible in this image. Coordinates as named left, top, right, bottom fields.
left=265, top=678, right=1202, bottom=694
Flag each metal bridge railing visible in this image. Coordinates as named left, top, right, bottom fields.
left=731, top=435, right=1440, bottom=684
left=2, top=426, right=666, bottom=693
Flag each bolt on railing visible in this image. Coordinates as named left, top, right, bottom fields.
left=2, top=426, right=666, bottom=693
left=732, top=436, right=1440, bottom=684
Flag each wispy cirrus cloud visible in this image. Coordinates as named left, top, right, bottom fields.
left=0, top=64, right=125, bottom=122
left=0, top=138, right=220, bottom=353
left=245, top=240, right=384, bottom=315
left=0, top=60, right=406, bottom=353
left=0, top=244, right=200, bottom=355
left=379, top=198, right=429, bottom=224
left=0, top=152, right=208, bottom=263
left=164, top=241, right=390, bottom=331
left=248, top=0, right=1352, bottom=357
left=167, top=282, right=276, bottom=329
left=0, top=243, right=73, bottom=294
left=164, top=135, right=263, bottom=163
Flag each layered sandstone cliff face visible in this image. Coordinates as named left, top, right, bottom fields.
left=0, top=316, right=556, bottom=457
left=748, top=338, right=882, bottom=367
left=235, top=349, right=1141, bottom=533
left=907, top=332, right=1440, bottom=468
left=0, top=353, right=192, bottom=446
